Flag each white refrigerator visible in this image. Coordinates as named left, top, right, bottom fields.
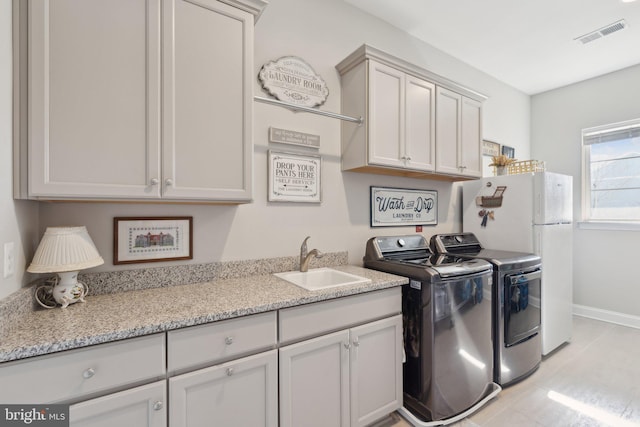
left=462, top=172, right=573, bottom=355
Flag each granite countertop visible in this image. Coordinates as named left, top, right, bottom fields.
left=0, top=264, right=407, bottom=363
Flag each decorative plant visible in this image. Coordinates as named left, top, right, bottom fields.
left=488, top=155, right=517, bottom=167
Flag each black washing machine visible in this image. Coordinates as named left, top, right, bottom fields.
left=364, top=235, right=495, bottom=421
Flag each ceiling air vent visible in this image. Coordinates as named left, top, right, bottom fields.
left=575, top=19, right=627, bottom=44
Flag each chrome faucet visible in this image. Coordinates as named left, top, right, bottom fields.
left=300, top=236, right=323, bottom=272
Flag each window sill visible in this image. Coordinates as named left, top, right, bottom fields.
left=578, top=221, right=640, bottom=231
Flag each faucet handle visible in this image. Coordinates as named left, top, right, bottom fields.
left=301, top=236, right=311, bottom=256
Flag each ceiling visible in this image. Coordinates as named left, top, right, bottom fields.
left=342, top=0, right=640, bottom=95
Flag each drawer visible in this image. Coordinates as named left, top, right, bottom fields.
left=0, top=333, right=166, bottom=404
left=168, top=311, right=277, bottom=373
left=279, top=287, right=401, bottom=344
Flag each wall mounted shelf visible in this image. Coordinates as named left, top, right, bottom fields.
left=254, top=96, right=363, bottom=125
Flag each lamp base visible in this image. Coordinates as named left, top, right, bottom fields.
left=36, top=272, right=89, bottom=309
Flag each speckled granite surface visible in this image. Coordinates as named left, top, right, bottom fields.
left=0, top=252, right=347, bottom=337
left=0, top=256, right=407, bottom=363
left=81, top=251, right=348, bottom=295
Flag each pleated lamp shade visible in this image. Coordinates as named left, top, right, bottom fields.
left=27, top=226, right=104, bottom=273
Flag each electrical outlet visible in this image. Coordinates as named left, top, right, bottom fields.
left=3, top=242, right=15, bottom=279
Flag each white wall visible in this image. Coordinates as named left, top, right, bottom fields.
left=0, top=2, right=38, bottom=300
left=531, top=63, right=640, bottom=317
left=23, top=0, right=529, bottom=281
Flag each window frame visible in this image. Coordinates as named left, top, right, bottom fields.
left=581, top=118, right=640, bottom=229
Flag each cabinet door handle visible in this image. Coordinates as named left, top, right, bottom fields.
left=82, top=368, right=95, bottom=379
left=344, top=343, right=351, bottom=350
left=352, top=339, right=360, bottom=347
left=226, top=367, right=234, bottom=376
left=165, top=178, right=174, bottom=187
left=153, top=401, right=164, bottom=411
left=150, top=178, right=159, bottom=186
left=225, top=336, right=234, bottom=345
left=406, top=156, right=411, bottom=162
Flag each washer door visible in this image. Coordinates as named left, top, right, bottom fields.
left=504, top=270, right=541, bottom=346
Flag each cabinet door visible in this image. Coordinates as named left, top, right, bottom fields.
left=28, top=0, right=161, bottom=199
left=162, top=0, right=253, bottom=201
left=350, top=315, right=403, bottom=427
left=279, top=330, right=350, bottom=427
left=69, top=381, right=166, bottom=427
left=405, top=76, right=436, bottom=172
left=460, top=97, right=483, bottom=177
left=435, top=86, right=462, bottom=175
left=368, top=60, right=405, bottom=168
left=170, top=350, right=278, bottom=427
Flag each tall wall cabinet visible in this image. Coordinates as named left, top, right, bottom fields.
left=13, top=0, right=266, bottom=202
left=336, top=45, right=486, bottom=181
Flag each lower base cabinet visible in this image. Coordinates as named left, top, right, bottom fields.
left=280, top=330, right=350, bottom=427
left=1, top=289, right=402, bottom=427
left=70, top=380, right=167, bottom=427
left=350, top=315, right=404, bottom=427
left=169, top=349, right=278, bottom=427
left=279, top=315, right=403, bottom=427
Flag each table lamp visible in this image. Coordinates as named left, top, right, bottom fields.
left=28, top=226, right=104, bottom=308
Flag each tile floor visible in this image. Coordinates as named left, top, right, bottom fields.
left=377, top=316, right=640, bottom=427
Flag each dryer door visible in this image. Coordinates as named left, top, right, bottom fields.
left=504, top=269, right=541, bottom=346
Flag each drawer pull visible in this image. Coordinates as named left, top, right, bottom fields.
left=226, top=367, right=234, bottom=376
left=225, top=336, right=234, bottom=345
left=353, top=340, right=360, bottom=347
left=343, top=343, right=351, bottom=350
left=153, top=401, right=164, bottom=411
left=82, top=368, right=95, bottom=379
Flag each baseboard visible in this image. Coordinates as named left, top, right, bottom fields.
left=573, top=304, right=640, bottom=329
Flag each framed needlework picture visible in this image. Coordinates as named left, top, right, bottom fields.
left=114, top=217, right=193, bottom=265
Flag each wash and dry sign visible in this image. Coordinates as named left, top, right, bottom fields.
left=269, top=151, right=321, bottom=203
left=259, top=56, right=329, bottom=107
left=370, top=187, right=437, bottom=227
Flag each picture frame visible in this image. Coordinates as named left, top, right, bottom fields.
left=113, top=217, right=193, bottom=265
left=501, top=145, right=515, bottom=158
left=268, top=150, right=322, bottom=203
left=482, top=140, right=500, bottom=157
left=370, top=186, right=438, bottom=227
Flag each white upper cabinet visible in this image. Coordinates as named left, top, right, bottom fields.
left=340, top=59, right=436, bottom=174
left=435, top=87, right=462, bottom=175
left=337, top=45, right=485, bottom=181
left=162, top=0, right=254, bottom=201
left=435, top=87, right=483, bottom=178
left=367, top=61, right=436, bottom=172
left=460, top=96, right=483, bottom=177
left=405, top=75, right=437, bottom=172
left=27, top=0, right=161, bottom=200
left=17, top=0, right=266, bottom=202
left=368, top=61, right=405, bottom=169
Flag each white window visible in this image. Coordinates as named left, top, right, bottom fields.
left=582, top=119, right=640, bottom=222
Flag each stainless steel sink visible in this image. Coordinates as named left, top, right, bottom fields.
left=274, top=268, right=371, bottom=291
